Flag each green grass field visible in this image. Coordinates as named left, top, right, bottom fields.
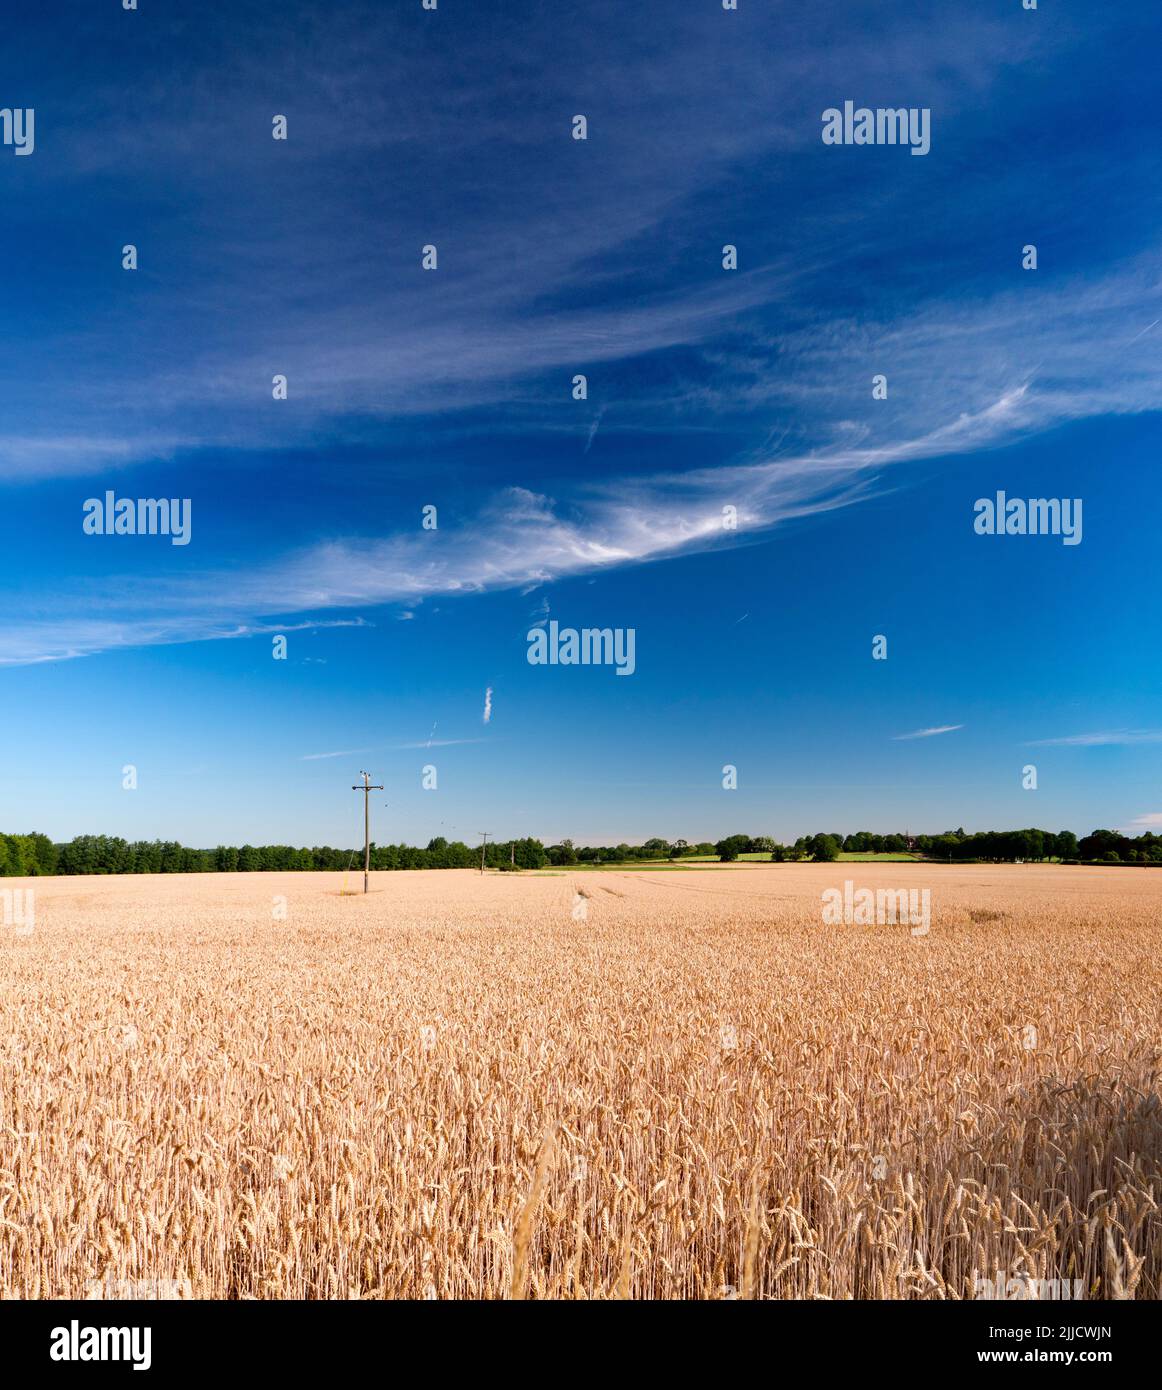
left=530, top=862, right=733, bottom=873
left=532, top=850, right=927, bottom=872
left=836, top=851, right=926, bottom=862
left=681, top=852, right=771, bottom=862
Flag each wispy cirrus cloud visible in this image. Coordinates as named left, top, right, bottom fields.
left=0, top=616, right=368, bottom=668
left=0, top=355, right=1142, bottom=667
left=1026, top=730, right=1162, bottom=747
left=7, top=241, right=1160, bottom=484
left=0, top=0, right=1137, bottom=485
left=0, top=434, right=920, bottom=664
left=392, top=738, right=487, bottom=750
left=302, top=738, right=488, bottom=760
left=2, top=5, right=1159, bottom=670
left=893, top=725, right=964, bottom=741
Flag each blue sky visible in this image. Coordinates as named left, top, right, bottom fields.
left=1, top=0, right=1160, bottom=847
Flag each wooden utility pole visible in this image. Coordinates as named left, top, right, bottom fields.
left=478, top=831, right=491, bottom=874
left=351, top=771, right=383, bottom=893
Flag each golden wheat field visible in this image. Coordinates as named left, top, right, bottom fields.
left=0, top=864, right=1159, bottom=1300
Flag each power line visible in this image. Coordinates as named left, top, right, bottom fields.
left=351, top=771, right=384, bottom=894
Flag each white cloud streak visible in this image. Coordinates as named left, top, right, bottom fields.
left=393, top=738, right=486, bottom=750
left=1027, top=730, right=1162, bottom=747
left=0, top=346, right=1147, bottom=667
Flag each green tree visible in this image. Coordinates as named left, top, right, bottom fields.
left=715, top=834, right=751, bottom=862
left=511, top=838, right=547, bottom=869
left=1055, top=830, right=1078, bottom=860
left=810, top=833, right=841, bottom=862
left=26, top=833, right=57, bottom=875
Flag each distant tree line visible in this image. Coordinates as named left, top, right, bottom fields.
left=0, top=833, right=549, bottom=876
left=546, top=827, right=1161, bottom=865
left=2, top=826, right=1159, bottom=876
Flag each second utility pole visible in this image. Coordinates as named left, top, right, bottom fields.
left=352, top=771, right=384, bottom=893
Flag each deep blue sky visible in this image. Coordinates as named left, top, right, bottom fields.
left=1, top=0, right=1160, bottom=847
